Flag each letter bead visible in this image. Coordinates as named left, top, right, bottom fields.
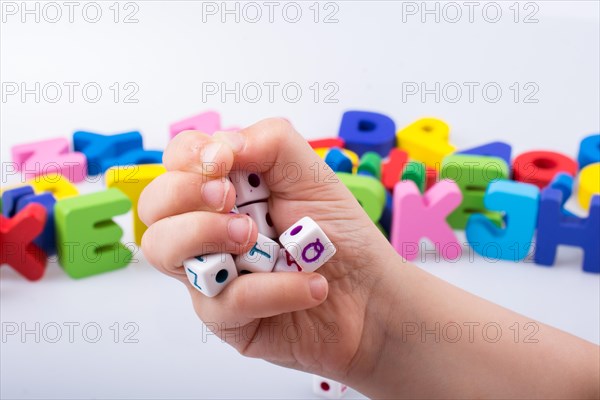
left=229, top=170, right=270, bottom=206
left=279, top=217, right=336, bottom=272
left=238, top=201, right=277, bottom=239
left=273, top=248, right=303, bottom=272
left=236, top=233, right=280, bottom=274
left=312, top=375, right=348, bottom=399
left=183, top=253, right=238, bottom=297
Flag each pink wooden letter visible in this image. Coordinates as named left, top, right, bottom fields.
left=391, top=179, right=463, bottom=261
left=169, top=111, right=239, bottom=139
left=11, top=138, right=87, bottom=183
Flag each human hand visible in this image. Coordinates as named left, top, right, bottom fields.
left=138, top=118, right=401, bottom=383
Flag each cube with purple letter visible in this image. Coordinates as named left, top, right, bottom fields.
left=279, top=217, right=336, bottom=272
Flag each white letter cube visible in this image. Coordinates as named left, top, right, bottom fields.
left=236, top=233, right=280, bottom=273
left=238, top=201, right=277, bottom=239
left=273, top=248, right=303, bottom=272
left=312, top=375, right=348, bottom=399
left=229, top=170, right=270, bottom=206
left=183, top=253, right=238, bottom=298
left=279, top=217, right=336, bottom=272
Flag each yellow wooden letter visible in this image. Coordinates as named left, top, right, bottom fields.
left=105, top=164, right=166, bottom=245
left=396, top=118, right=455, bottom=169
left=578, top=163, right=600, bottom=210
left=28, top=174, right=79, bottom=199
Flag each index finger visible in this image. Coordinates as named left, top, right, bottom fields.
left=162, top=130, right=234, bottom=178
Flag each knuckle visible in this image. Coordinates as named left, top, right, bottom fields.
left=230, top=279, right=251, bottom=314
left=140, top=228, right=158, bottom=267
left=141, top=221, right=175, bottom=271
left=268, top=117, right=294, bottom=136
left=137, top=177, right=164, bottom=226
left=137, top=188, right=151, bottom=226
left=162, top=174, right=179, bottom=209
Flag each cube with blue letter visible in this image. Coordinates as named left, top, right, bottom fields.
left=183, top=253, right=238, bottom=297
left=236, top=233, right=280, bottom=273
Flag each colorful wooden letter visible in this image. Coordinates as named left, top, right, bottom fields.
left=325, top=148, right=353, bottom=173
left=535, top=189, right=599, bottom=273
left=99, top=149, right=163, bottom=172
left=466, top=180, right=539, bottom=261
left=379, top=190, right=393, bottom=237
left=457, top=141, right=512, bottom=168
left=73, top=131, right=143, bottom=175
left=338, top=111, right=396, bottom=157
left=381, top=148, right=408, bottom=192
left=425, top=166, right=438, bottom=190
left=578, top=163, right=600, bottom=211
left=308, top=138, right=345, bottom=149
left=16, top=193, right=57, bottom=255
left=2, top=186, right=34, bottom=217
left=11, top=138, right=87, bottom=183
left=357, top=152, right=382, bottom=179
left=105, top=164, right=166, bottom=245
left=55, top=188, right=133, bottom=278
left=441, top=154, right=509, bottom=229
left=337, top=173, right=386, bottom=222
left=577, top=134, right=600, bottom=169
left=397, top=118, right=455, bottom=169
left=401, top=161, right=426, bottom=193
left=513, top=150, right=578, bottom=189
left=28, top=174, right=78, bottom=199
left=391, top=179, right=462, bottom=261
left=0, top=203, right=47, bottom=281
left=169, top=110, right=238, bottom=139
left=548, top=173, right=576, bottom=217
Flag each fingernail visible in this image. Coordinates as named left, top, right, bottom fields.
left=201, top=141, right=223, bottom=165
left=202, top=178, right=229, bottom=211
left=214, top=131, right=245, bottom=153
left=228, top=215, right=252, bottom=245
left=309, top=275, right=328, bottom=301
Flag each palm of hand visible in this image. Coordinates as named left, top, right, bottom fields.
left=199, top=170, right=392, bottom=379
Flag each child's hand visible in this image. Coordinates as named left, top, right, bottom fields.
left=138, top=118, right=399, bottom=382
left=139, top=118, right=600, bottom=399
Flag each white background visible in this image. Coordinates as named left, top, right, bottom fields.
left=1, top=1, right=599, bottom=399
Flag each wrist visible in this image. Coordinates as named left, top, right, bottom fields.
left=342, top=251, right=420, bottom=397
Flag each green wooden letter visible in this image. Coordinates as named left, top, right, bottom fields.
left=55, top=188, right=132, bottom=278
left=441, top=154, right=508, bottom=229
left=357, top=152, right=382, bottom=179
left=338, top=173, right=386, bottom=222
left=401, top=160, right=426, bottom=193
